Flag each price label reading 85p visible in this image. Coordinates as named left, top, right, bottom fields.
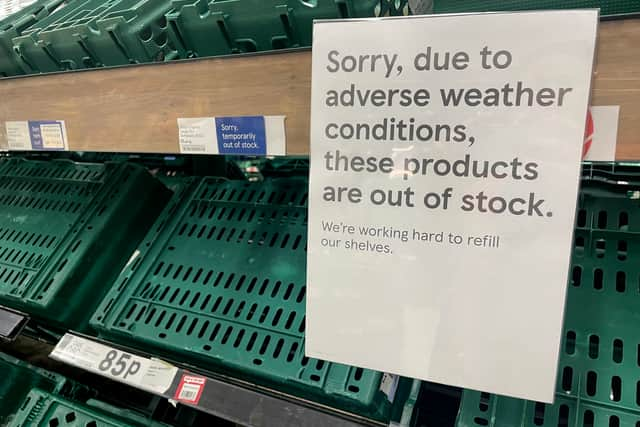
left=98, top=349, right=142, bottom=380
left=50, top=334, right=177, bottom=394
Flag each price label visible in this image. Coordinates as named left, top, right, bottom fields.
left=97, top=348, right=142, bottom=380
left=51, top=334, right=177, bottom=394
left=174, top=374, right=206, bottom=405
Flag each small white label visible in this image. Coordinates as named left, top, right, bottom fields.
left=5, top=121, right=30, bottom=150
left=50, top=334, right=177, bottom=394
left=5, top=120, right=68, bottom=151
left=177, top=115, right=286, bottom=155
left=178, top=118, right=216, bottom=154
left=264, top=116, right=287, bottom=155
left=584, top=106, right=619, bottom=161
left=173, top=374, right=206, bottom=405
left=40, top=123, right=65, bottom=149
left=379, top=373, right=399, bottom=402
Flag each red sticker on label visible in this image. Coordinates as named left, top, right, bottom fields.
left=583, top=108, right=594, bottom=159
left=174, top=374, right=206, bottom=405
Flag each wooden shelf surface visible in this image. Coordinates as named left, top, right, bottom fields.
left=0, top=19, right=638, bottom=158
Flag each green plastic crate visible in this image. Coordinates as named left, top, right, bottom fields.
left=165, top=0, right=411, bottom=57
left=0, top=352, right=69, bottom=423
left=91, top=177, right=410, bottom=421
left=11, top=0, right=177, bottom=73
left=0, top=0, right=65, bottom=77
left=434, top=0, right=640, bottom=17
left=0, top=158, right=171, bottom=331
left=8, top=388, right=169, bottom=427
left=456, top=163, right=640, bottom=427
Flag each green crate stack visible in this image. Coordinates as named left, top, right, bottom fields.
left=0, top=0, right=65, bottom=77
left=2, top=0, right=413, bottom=76
left=165, top=0, right=411, bottom=57
left=434, top=0, right=640, bottom=17
left=91, top=177, right=416, bottom=422
left=0, top=350, right=168, bottom=427
left=0, top=158, right=171, bottom=331
left=0, top=352, right=69, bottom=423
left=456, top=163, right=640, bottom=427
left=9, top=388, right=169, bottom=427
left=11, top=0, right=177, bottom=74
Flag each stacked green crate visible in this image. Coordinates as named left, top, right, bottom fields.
left=4, top=0, right=412, bottom=75
left=456, top=163, right=640, bottom=427
left=0, top=158, right=171, bottom=331
left=9, top=389, right=169, bottom=427
left=165, top=0, right=410, bottom=57
left=0, top=352, right=69, bottom=423
left=0, top=0, right=64, bottom=77
left=91, top=177, right=415, bottom=421
left=12, top=0, right=177, bottom=73
left=0, top=351, right=167, bottom=426
left=434, top=0, right=640, bottom=17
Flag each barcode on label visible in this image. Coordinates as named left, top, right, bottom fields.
left=174, top=374, right=206, bottom=404
left=178, top=384, right=200, bottom=401
left=181, top=146, right=206, bottom=152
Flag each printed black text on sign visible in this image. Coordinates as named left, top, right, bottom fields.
left=99, top=349, right=141, bottom=380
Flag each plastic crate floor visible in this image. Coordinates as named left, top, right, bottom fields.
left=0, top=158, right=170, bottom=330
left=457, top=166, right=640, bottom=427
left=0, top=352, right=68, bottom=423
left=91, top=177, right=398, bottom=420
left=12, top=0, right=175, bottom=73
left=8, top=388, right=169, bottom=427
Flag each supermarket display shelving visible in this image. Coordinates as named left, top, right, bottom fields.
left=0, top=3, right=639, bottom=427
left=85, top=175, right=418, bottom=424
left=0, top=337, right=239, bottom=427
left=57, top=332, right=417, bottom=427
left=456, top=162, right=640, bottom=427
left=0, top=327, right=418, bottom=427
left=0, top=160, right=420, bottom=427
left=0, top=18, right=638, bottom=158
left=0, top=157, right=171, bottom=333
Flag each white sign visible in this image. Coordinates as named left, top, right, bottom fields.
left=306, top=11, right=598, bottom=403
left=50, top=334, right=177, bottom=395
left=584, top=106, right=619, bottom=161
